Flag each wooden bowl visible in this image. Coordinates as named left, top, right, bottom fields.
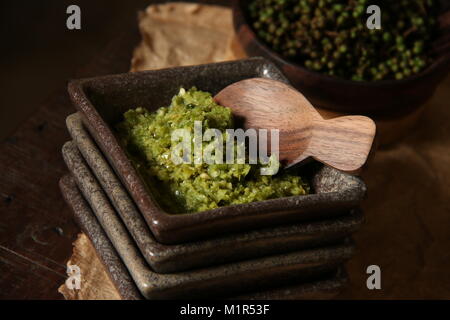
left=232, top=0, right=450, bottom=118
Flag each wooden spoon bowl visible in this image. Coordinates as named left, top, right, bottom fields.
left=215, top=78, right=376, bottom=173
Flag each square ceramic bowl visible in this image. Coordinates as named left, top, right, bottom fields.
left=62, top=126, right=363, bottom=273
left=68, top=57, right=367, bottom=244
left=59, top=173, right=354, bottom=299
left=59, top=174, right=349, bottom=300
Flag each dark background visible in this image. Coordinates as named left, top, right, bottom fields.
left=0, top=0, right=160, bottom=140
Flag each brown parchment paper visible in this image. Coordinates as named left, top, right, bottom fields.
left=60, top=2, right=450, bottom=299
left=130, top=3, right=237, bottom=71
left=59, top=233, right=121, bottom=300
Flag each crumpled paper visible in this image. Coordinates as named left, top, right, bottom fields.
left=59, top=233, right=121, bottom=300
left=131, top=3, right=237, bottom=71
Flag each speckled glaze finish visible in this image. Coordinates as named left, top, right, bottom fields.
left=232, top=268, right=349, bottom=300
left=59, top=174, right=349, bottom=299
left=62, top=141, right=355, bottom=299
left=59, top=174, right=142, bottom=300
left=66, top=112, right=363, bottom=273
left=68, top=57, right=367, bottom=244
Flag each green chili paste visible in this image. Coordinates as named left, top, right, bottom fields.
left=116, top=88, right=309, bottom=213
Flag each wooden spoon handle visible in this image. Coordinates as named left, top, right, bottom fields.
left=306, top=115, right=376, bottom=173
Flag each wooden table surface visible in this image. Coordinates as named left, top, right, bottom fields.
left=0, top=0, right=230, bottom=300
left=0, top=15, right=143, bottom=301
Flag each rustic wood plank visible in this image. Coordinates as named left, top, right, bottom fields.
left=0, top=23, right=142, bottom=302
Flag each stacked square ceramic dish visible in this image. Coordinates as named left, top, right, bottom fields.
left=59, top=58, right=367, bottom=299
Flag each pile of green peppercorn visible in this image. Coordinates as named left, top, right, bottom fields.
left=248, top=0, right=439, bottom=81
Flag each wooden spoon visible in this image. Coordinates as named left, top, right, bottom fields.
left=214, top=78, right=376, bottom=173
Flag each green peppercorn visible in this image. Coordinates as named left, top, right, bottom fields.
left=248, top=0, right=438, bottom=81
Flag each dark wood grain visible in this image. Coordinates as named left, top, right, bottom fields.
left=0, top=20, right=141, bottom=302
